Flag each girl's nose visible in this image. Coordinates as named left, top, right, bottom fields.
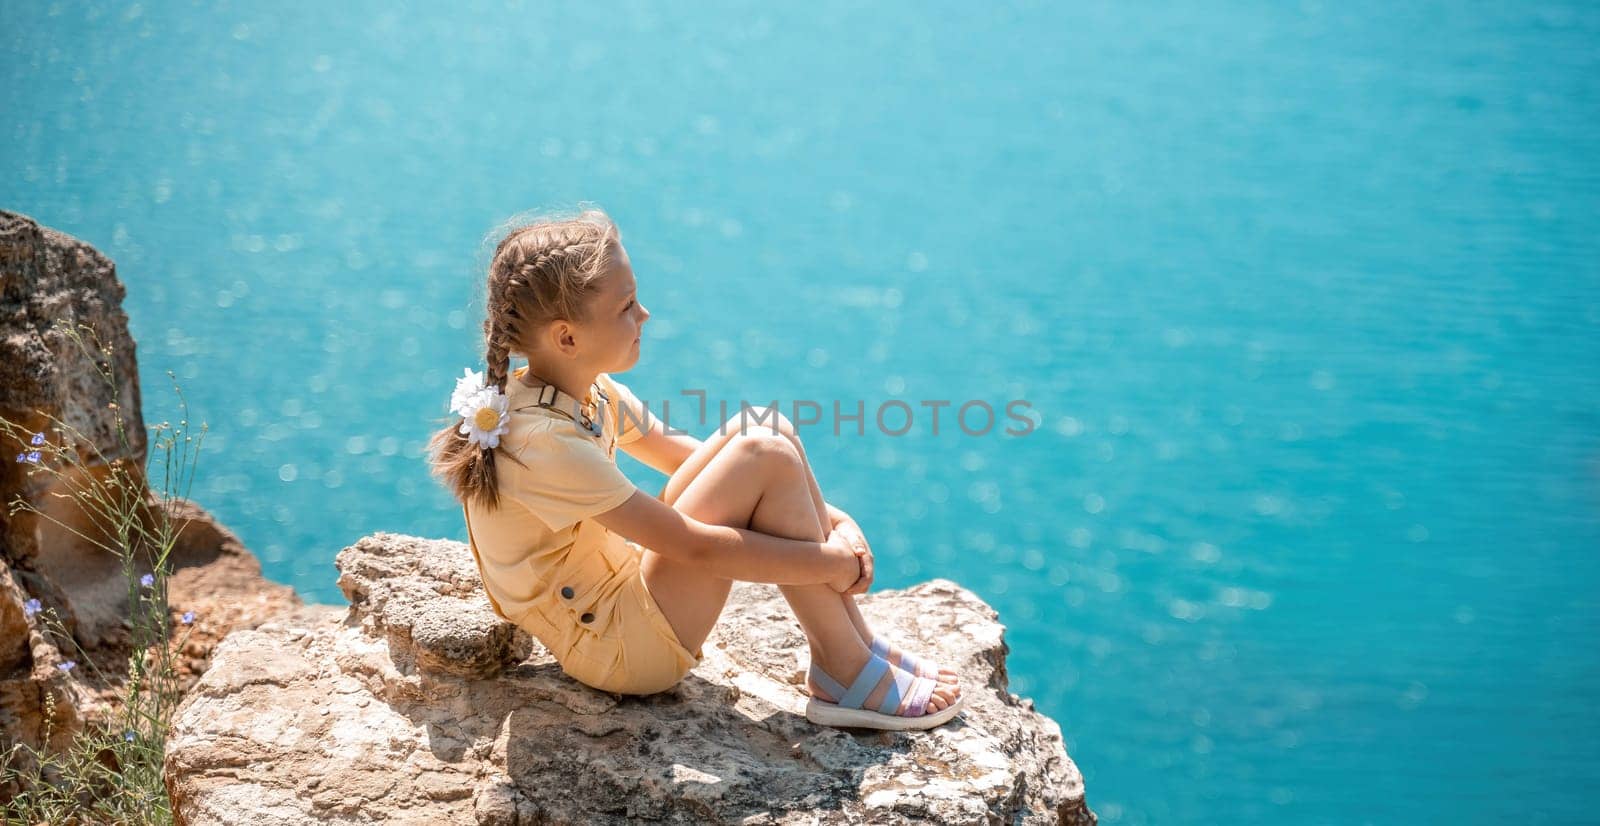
left=639, top=303, right=651, bottom=321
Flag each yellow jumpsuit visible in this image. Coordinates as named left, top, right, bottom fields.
left=462, top=368, right=702, bottom=695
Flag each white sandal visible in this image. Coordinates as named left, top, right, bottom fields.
left=804, top=651, right=962, bottom=731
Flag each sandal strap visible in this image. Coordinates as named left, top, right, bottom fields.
left=839, top=653, right=891, bottom=709
left=876, top=664, right=919, bottom=715
left=808, top=661, right=848, bottom=700
left=869, top=636, right=929, bottom=676
left=905, top=674, right=936, bottom=717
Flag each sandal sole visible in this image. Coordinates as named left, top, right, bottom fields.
left=804, top=694, right=963, bottom=731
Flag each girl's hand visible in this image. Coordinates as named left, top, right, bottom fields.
left=833, top=520, right=875, bottom=595
left=823, top=531, right=864, bottom=592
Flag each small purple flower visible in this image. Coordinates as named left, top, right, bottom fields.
left=139, top=573, right=155, bottom=588
left=58, top=660, right=76, bottom=673
left=23, top=598, right=42, bottom=618
left=14, top=452, right=25, bottom=463
left=181, top=610, right=196, bottom=625
left=30, top=432, right=45, bottom=446
left=25, top=451, right=40, bottom=463
left=123, top=730, right=136, bottom=742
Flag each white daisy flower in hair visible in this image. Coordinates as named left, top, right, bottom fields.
left=457, top=386, right=511, bottom=449
left=449, top=367, right=489, bottom=417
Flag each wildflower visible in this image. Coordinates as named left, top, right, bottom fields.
left=25, top=450, right=40, bottom=463
left=139, top=573, right=155, bottom=588
left=13, top=452, right=23, bottom=463
left=58, top=660, right=76, bottom=673
left=124, top=730, right=136, bottom=742
left=181, top=610, right=196, bottom=625
left=30, top=431, right=45, bottom=446
left=23, top=598, right=41, bottom=618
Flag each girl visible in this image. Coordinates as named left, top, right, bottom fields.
left=427, top=207, right=962, bottom=730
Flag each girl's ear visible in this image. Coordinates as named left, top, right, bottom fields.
left=548, top=320, right=580, bottom=357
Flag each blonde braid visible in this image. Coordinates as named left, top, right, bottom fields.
left=427, top=206, right=621, bottom=512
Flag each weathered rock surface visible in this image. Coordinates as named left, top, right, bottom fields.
left=1, top=211, right=304, bottom=790
left=164, top=532, right=1095, bottom=825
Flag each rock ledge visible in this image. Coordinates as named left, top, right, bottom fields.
left=165, top=532, right=1094, bottom=825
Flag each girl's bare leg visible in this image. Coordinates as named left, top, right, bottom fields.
left=750, top=413, right=960, bottom=681
left=640, top=415, right=958, bottom=713
left=659, top=409, right=958, bottom=680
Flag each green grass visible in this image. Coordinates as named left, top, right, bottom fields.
left=3, top=319, right=209, bottom=826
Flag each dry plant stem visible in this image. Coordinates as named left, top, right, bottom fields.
left=2, top=319, right=206, bottom=824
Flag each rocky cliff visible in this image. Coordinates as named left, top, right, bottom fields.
left=0, top=210, right=304, bottom=793
left=164, top=532, right=1095, bottom=825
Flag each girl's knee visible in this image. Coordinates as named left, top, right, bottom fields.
left=723, top=406, right=798, bottom=441
left=755, top=406, right=798, bottom=440
left=719, top=408, right=810, bottom=462
left=726, top=429, right=800, bottom=469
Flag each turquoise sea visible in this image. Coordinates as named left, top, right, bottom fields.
left=5, top=2, right=1598, bottom=822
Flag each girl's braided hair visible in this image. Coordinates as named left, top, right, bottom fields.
left=426, top=206, right=621, bottom=512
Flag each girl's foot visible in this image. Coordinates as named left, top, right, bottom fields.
left=806, top=648, right=961, bottom=716
left=867, top=635, right=959, bottom=681
left=804, top=650, right=963, bottom=730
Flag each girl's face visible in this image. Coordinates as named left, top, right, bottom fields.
left=582, top=242, right=649, bottom=372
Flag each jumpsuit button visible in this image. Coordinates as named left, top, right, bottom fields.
left=560, top=586, right=575, bottom=599
left=580, top=612, right=595, bottom=624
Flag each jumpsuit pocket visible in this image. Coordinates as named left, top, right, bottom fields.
left=545, top=549, right=629, bottom=693
left=547, top=547, right=624, bottom=645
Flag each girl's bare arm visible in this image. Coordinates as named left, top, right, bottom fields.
left=618, top=409, right=699, bottom=476
left=593, top=490, right=860, bottom=591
